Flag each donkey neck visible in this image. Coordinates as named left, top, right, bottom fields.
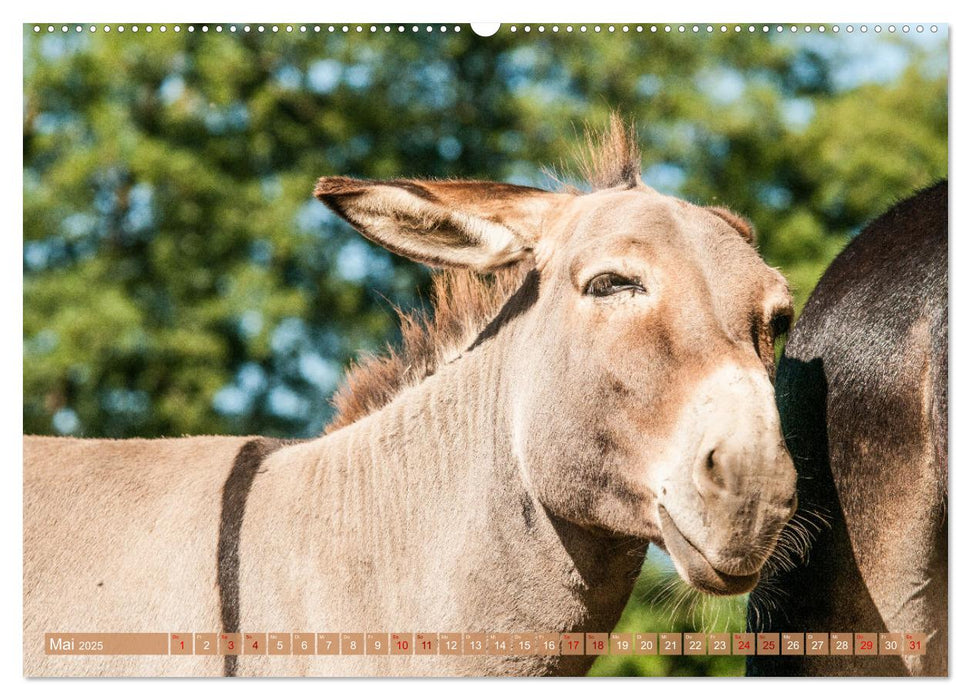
left=311, top=328, right=645, bottom=654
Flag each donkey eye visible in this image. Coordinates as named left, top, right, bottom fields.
left=585, top=273, right=645, bottom=297
left=769, top=312, right=792, bottom=338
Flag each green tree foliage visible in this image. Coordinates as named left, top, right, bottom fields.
left=23, top=25, right=946, bottom=676
left=24, top=27, right=946, bottom=439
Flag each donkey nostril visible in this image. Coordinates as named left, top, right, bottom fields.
left=698, top=448, right=726, bottom=490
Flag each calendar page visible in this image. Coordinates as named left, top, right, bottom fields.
left=22, top=21, right=948, bottom=678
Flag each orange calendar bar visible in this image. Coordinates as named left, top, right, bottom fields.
left=44, top=632, right=169, bottom=656
left=45, top=633, right=168, bottom=655
left=42, top=631, right=930, bottom=656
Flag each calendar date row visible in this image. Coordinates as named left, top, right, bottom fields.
left=46, top=631, right=928, bottom=657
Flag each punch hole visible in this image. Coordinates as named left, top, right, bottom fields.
left=470, top=23, right=500, bottom=37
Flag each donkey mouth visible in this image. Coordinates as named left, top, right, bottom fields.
left=657, top=506, right=760, bottom=596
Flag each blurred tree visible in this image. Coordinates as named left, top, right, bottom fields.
left=24, top=26, right=946, bottom=441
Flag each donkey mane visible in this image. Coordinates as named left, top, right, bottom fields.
left=325, top=115, right=640, bottom=432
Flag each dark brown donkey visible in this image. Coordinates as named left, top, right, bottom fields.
left=746, top=181, right=947, bottom=676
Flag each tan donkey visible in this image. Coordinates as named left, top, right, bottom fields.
left=24, top=118, right=798, bottom=676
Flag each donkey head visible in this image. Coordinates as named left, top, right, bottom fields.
left=315, top=121, right=797, bottom=595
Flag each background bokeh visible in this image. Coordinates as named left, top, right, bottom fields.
left=23, top=24, right=947, bottom=676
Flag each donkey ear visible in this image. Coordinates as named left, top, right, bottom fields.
left=707, top=206, right=756, bottom=245
left=315, top=177, right=571, bottom=271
